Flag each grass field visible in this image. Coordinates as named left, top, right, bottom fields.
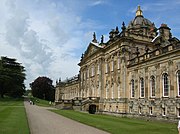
left=51, top=110, right=177, bottom=134
left=0, top=98, right=30, bottom=134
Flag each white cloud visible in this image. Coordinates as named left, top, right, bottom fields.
left=0, top=0, right=102, bottom=88
left=90, top=0, right=105, bottom=6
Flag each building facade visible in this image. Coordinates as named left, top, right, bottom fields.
left=55, top=6, right=180, bottom=121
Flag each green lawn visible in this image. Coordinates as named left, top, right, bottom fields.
left=0, top=98, right=30, bottom=134
left=51, top=110, right=177, bottom=134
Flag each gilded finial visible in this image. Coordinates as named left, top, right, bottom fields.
left=136, top=5, right=143, bottom=17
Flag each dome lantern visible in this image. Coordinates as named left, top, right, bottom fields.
left=136, top=5, right=143, bottom=17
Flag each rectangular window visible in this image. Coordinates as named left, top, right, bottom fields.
left=129, top=107, right=132, bottom=113
left=111, top=60, right=114, bottom=72
left=91, top=66, right=95, bottom=76
left=97, top=64, right=100, bottom=74
left=177, top=71, right=180, bottom=96
left=116, top=106, right=118, bottom=113
left=105, top=63, right=108, bottom=73
left=106, top=85, right=108, bottom=99
left=131, top=80, right=135, bottom=98
left=140, top=78, right=145, bottom=98
left=139, top=107, right=142, bottom=114
left=149, top=107, right=153, bottom=115
left=177, top=108, right=180, bottom=117
left=109, top=105, right=112, bottom=112
left=81, top=73, right=83, bottom=81
left=111, top=84, right=114, bottom=99
left=150, top=76, right=156, bottom=97
left=163, top=73, right=169, bottom=97
left=162, top=107, right=166, bottom=116
left=87, top=69, right=89, bottom=78
left=117, top=58, right=120, bottom=69
left=83, top=72, right=86, bottom=80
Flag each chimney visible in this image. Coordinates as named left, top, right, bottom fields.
left=159, top=24, right=171, bottom=40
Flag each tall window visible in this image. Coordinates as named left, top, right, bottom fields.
left=97, top=64, right=100, bottom=74
left=83, top=72, right=86, bottom=80
left=139, top=107, right=142, bottom=114
left=91, top=65, right=95, bottom=76
left=111, top=83, right=114, bottom=99
left=177, top=108, right=180, bottom=117
left=106, top=80, right=108, bottom=99
left=116, top=106, right=119, bottom=113
left=150, top=76, right=156, bottom=97
left=140, top=78, right=145, bottom=98
left=177, top=71, right=180, bottom=96
left=149, top=107, right=153, bottom=115
left=117, top=58, right=120, bottom=69
left=87, top=68, right=89, bottom=78
left=105, top=62, right=108, bottom=73
left=163, top=73, right=169, bottom=97
left=131, top=79, right=135, bottom=98
left=81, top=73, right=83, bottom=81
left=129, top=107, right=133, bottom=113
left=162, top=107, right=166, bottom=116
left=111, top=60, right=114, bottom=72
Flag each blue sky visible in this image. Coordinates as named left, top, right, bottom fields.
left=0, top=0, right=180, bottom=88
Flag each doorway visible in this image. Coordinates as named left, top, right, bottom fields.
left=89, top=104, right=96, bottom=114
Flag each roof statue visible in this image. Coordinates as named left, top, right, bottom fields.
left=101, top=35, right=104, bottom=43
left=92, top=32, right=97, bottom=43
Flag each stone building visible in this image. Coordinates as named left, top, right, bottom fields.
left=55, top=6, right=180, bottom=121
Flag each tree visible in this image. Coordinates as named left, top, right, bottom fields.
left=0, top=56, right=26, bottom=98
left=30, top=76, right=55, bottom=101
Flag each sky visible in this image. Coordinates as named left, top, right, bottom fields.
left=0, top=0, right=180, bottom=88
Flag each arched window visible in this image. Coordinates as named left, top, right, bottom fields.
left=140, top=78, right=144, bottom=98
left=131, top=79, right=135, bottom=98
left=150, top=76, right=156, bottom=97
left=177, top=71, right=180, bottom=96
left=163, top=73, right=169, bottom=97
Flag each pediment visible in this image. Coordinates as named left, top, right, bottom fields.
left=84, top=42, right=102, bottom=57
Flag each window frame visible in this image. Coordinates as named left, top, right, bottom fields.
left=105, top=62, right=108, bottom=73
left=149, top=107, right=153, bottom=115
left=177, top=71, right=180, bottom=96
left=150, top=76, right=156, bottom=97
left=162, top=107, right=166, bottom=116
left=177, top=108, right=180, bottom=117
left=139, top=106, right=142, bottom=115
left=140, top=78, right=145, bottom=98
left=91, top=65, right=95, bottom=76
left=162, top=73, right=169, bottom=97
left=131, top=79, right=135, bottom=98
left=111, top=60, right=114, bottom=72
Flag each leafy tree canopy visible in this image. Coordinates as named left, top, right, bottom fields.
left=30, top=76, right=55, bottom=102
left=0, top=56, right=26, bottom=98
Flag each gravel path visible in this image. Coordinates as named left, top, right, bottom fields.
left=24, top=101, right=109, bottom=134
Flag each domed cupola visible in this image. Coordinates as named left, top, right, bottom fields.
left=127, top=6, right=157, bottom=40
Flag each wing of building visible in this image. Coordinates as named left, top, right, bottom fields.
left=55, top=6, right=180, bottom=121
